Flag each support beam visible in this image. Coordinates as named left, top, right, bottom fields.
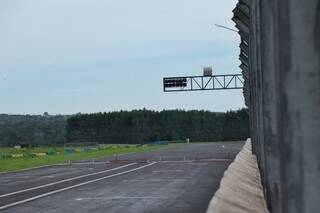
left=163, top=74, right=243, bottom=92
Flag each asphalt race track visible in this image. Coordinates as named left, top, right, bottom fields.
left=0, top=142, right=244, bottom=213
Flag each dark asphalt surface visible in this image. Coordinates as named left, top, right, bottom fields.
left=0, top=142, right=244, bottom=213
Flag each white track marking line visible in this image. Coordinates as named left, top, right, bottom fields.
left=0, top=163, right=136, bottom=198
left=0, top=163, right=68, bottom=175
left=76, top=196, right=164, bottom=201
left=71, top=162, right=106, bottom=165
left=0, top=162, right=157, bottom=210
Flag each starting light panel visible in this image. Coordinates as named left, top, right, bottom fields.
left=164, top=78, right=187, bottom=88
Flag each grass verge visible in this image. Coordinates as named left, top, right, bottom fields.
left=0, top=144, right=179, bottom=173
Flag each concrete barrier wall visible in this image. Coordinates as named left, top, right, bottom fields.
left=206, top=139, right=268, bottom=213
left=233, top=0, right=320, bottom=212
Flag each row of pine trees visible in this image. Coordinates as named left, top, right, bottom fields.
left=0, top=108, right=249, bottom=147
left=66, top=108, right=250, bottom=144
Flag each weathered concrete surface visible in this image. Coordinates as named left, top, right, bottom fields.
left=233, top=0, right=320, bottom=212
left=206, top=139, right=269, bottom=213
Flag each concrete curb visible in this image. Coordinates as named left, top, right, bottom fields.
left=206, top=139, right=269, bottom=213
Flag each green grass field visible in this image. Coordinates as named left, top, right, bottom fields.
left=0, top=144, right=179, bottom=173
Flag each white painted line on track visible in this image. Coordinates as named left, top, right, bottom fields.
left=0, top=163, right=136, bottom=198
left=75, top=196, right=164, bottom=201
left=0, top=163, right=68, bottom=175
left=71, top=162, right=107, bottom=165
left=0, top=162, right=157, bottom=211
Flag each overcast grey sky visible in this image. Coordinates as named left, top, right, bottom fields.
left=0, top=0, right=243, bottom=115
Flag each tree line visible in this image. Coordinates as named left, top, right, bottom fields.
left=0, top=114, right=68, bottom=147
left=0, top=108, right=249, bottom=147
left=66, top=108, right=250, bottom=144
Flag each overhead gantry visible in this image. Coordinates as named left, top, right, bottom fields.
left=163, top=67, right=243, bottom=92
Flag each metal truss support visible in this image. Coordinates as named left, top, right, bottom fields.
left=163, top=74, right=243, bottom=92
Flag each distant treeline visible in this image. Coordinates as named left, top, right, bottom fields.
left=0, top=109, right=249, bottom=147
left=66, top=109, right=250, bottom=144
left=0, top=114, right=68, bottom=147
